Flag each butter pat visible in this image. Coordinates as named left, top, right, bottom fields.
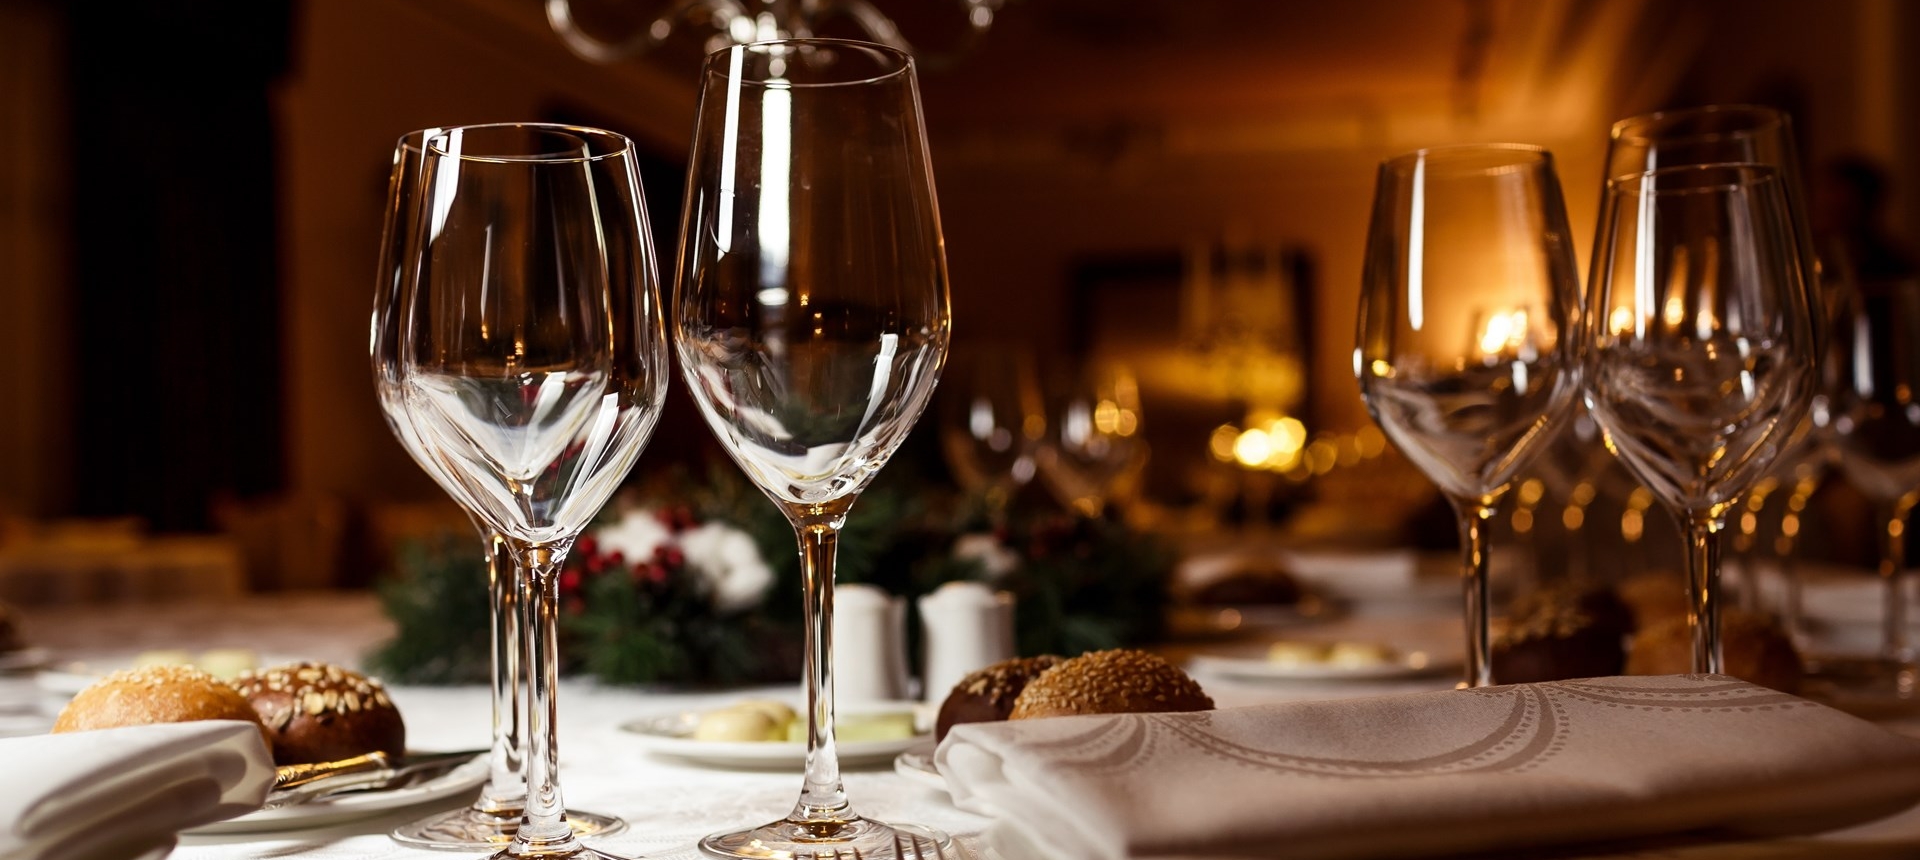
left=694, top=707, right=780, bottom=742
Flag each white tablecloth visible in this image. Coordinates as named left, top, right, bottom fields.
left=8, top=594, right=1920, bottom=859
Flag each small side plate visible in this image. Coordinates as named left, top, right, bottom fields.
left=1188, top=648, right=1456, bottom=682
left=187, top=753, right=489, bottom=835
left=620, top=702, right=927, bottom=769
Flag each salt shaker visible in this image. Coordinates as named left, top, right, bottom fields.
left=833, top=583, right=910, bottom=703
left=918, top=581, right=1016, bottom=703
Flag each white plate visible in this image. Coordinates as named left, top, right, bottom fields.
left=1188, top=647, right=1455, bottom=681
left=35, top=653, right=304, bottom=698
left=893, top=741, right=944, bottom=793
left=621, top=704, right=928, bottom=769
left=187, top=754, right=490, bottom=834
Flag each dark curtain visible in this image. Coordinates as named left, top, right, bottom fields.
left=66, top=3, right=293, bottom=530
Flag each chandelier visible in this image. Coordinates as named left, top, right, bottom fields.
left=546, top=0, right=1007, bottom=66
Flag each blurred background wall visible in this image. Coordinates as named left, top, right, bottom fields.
left=1, top=0, right=1914, bottom=588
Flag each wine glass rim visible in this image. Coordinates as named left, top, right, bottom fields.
left=419, top=122, right=634, bottom=164
left=1379, top=143, right=1552, bottom=174
left=1608, top=162, right=1783, bottom=195
left=1610, top=104, right=1789, bottom=144
left=703, top=37, right=914, bottom=88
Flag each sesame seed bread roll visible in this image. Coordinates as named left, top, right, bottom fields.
left=52, top=664, right=271, bottom=751
left=1009, top=649, right=1213, bottom=720
left=233, top=662, right=405, bottom=766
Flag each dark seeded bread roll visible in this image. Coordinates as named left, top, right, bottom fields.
left=234, top=662, right=405, bottom=765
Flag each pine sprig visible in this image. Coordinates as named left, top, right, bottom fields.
left=365, top=533, right=495, bottom=684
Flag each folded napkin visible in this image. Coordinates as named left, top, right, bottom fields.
left=0, top=721, right=273, bottom=860
left=937, top=675, right=1920, bottom=860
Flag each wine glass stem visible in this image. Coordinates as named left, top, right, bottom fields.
left=1452, top=501, right=1495, bottom=688
left=792, top=520, right=851, bottom=823
left=1878, top=500, right=1916, bottom=663
left=1682, top=514, right=1725, bottom=675
left=512, top=543, right=579, bottom=855
left=481, top=528, right=527, bottom=816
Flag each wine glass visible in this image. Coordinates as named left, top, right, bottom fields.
left=1585, top=163, right=1818, bottom=675
left=371, top=129, right=625, bottom=849
left=1357, top=144, right=1583, bottom=688
left=391, top=123, right=667, bottom=860
left=1605, top=105, right=1822, bottom=349
left=1035, top=363, right=1147, bottom=518
left=939, top=347, right=1045, bottom=519
left=673, top=39, right=951, bottom=859
left=1824, top=275, right=1920, bottom=693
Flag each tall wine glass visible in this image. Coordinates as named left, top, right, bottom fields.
left=393, top=123, right=666, bottom=860
left=1035, top=363, right=1147, bottom=518
left=371, top=129, right=625, bottom=849
left=1825, top=276, right=1920, bottom=693
left=1586, top=164, right=1817, bottom=674
left=939, top=348, right=1045, bottom=519
left=674, top=39, right=951, bottom=859
left=1357, top=144, right=1581, bottom=688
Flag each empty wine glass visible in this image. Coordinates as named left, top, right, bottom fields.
left=673, top=39, right=952, bottom=859
left=371, top=128, right=625, bottom=849
left=939, top=348, right=1045, bottom=519
left=1606, top=105, right=1822, bottom=349
left=1035, top=363, right=1148, bottom=518
left=1825, top=275, right=1920, bottom=693
left=391, top=123, right=667, bottom=860
left=1357, top=144, right=1583, bottom=688
left=1585, top=163, right=1818, bottom=675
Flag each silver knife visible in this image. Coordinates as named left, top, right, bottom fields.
left=264, top=749, right=488, bottom=809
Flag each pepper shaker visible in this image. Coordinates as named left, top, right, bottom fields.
left=918, top=580, right=1016, bottom=703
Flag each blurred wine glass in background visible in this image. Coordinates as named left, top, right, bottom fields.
left=939, top=348, right=1045, bottom=520
left=1036, top=363, right=1148, bottom=519
left=1823, top=275, right=1920, bottom=695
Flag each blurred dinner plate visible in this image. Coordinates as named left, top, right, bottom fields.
left=1188, top=647, right=1455, bottom=681
left=186, top=753, right=489, bottom=835
left=0, top=647, right=51, bottom=673
left=621, top=703, right=928, bottom=769
left=35, top=652, right=304, bottom=698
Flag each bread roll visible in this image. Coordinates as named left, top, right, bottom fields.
left=1009, top=649, right=1212, bottom=720
left=234, top=662, right=405, bottom=766
left=53, top=664, right=270, bottom=751
left=1626, top=609, right=1804, bottom=693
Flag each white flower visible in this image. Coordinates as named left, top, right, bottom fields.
left=592, top=509, right=672, bottom=563
left=679, top=521, right=775, bottom=613
left=952, top=532, right=1020, bottom=581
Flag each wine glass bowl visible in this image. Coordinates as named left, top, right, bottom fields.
left=1585, top=163, right=1818, bottom=674
left=1357, top=143, right=1583, bottom=687
left=388, top=123, right=666, bottom=860
left=673, top=38, right=953, bottom=859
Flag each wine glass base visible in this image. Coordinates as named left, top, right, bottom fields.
left=391, top=807, right=627, bottom=851
left=700, top=817, right=950, bottom=859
